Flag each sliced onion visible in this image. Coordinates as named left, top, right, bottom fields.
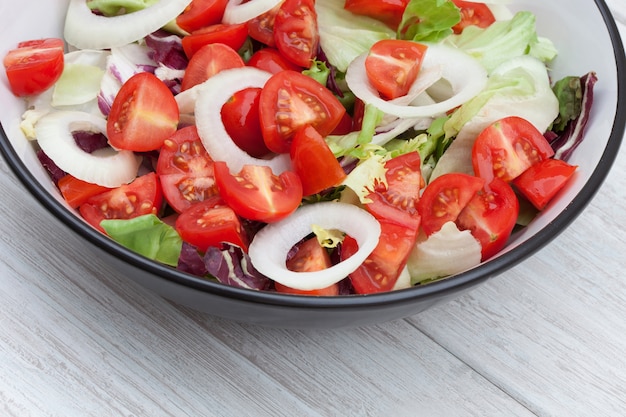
left=248, top=202, right=381, bottom=291
left=64, top=0, right=192, bottom=50
left=35, top=111, right=142, bottom=187
left=194, top=67, right=291, bottom=174
left=346, top=43, right=488, bottom=118
left=222, top=0, right=282, bottom=24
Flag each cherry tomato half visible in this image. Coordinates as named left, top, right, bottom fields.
left=3, top=38, right=64, bottom=97
left=344, top=0, right=409, bottom=30
left=513, top=158, right=578, bottom=210
left=58, top=174, right=112, bottom=209
left=181, top=42, right=244, bottom=91
left=181, top=23, right=248, bottom=59
left=273, top=0, right=319, bottom=67
left=247, top=48, right=302, bottom=74
left=451, top=0, right=496, bottom=34
left=176, top=0, right=229, bottom=33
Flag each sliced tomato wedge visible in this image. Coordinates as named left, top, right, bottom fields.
left=106, top=72, right=179, bottom=152
left=175, top=196, right=249, bottom=252
left=247, top=48, right=302, bottom=74
left=79, top=172, right=163, bottom=233
left=181, top=42, right=244, bottom=91
left=289, top=125, right=346, bottom=196
left=365, top=39, right=428, bottom=100
left=451, top=0, right=496, bottom=34
left=472, top=116, right=555, bottom=183
left=213, top=162, right=303, bottom=223
left=220, top=87, right=271, bottom=158
left=3, top=38, right=65, bottom=97
left=259, top=70, right=346, bottom=154
left=273, top=0, right=319, bottom=67
left=58, top=174, right=112, bottom=209
left=417, top=173, right=485, bottom=236
left=275, top=237, right=339, bottom=296
left=176, top=0, right=229, bottom=33
left=513, top=158, right=578, bottom=210
left=456, top=178, right=519, bottom=261
left=365, top=152, right=423, bottom=230
left=247, top=1, right=282, bottom=47
left=344, top=0, right=409, bottom=30
left=341, top=220, right=418, bottom=294
left=156, top=126, right=219, bottom=213
left=181, top=22, right=248, bottom=59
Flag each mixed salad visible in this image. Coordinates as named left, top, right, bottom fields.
left=2, top=0, right=596, bottom=296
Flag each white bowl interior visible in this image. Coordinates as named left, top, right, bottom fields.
left=0, top=0, right=621, bottom=267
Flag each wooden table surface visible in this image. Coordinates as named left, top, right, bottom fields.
left=2, top=2, right=626, bottom=416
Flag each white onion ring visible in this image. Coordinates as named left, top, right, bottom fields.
left=64, top=0, right=192, bottom=50
left=345, top=43, right=488, bottom=118
left=35, top=111, right=141, bottom=187
left=222, top=0, right=282, bottom=24
left=248, top=202, right=381, bottom=291
left=194, top=67, right=291, bottom=174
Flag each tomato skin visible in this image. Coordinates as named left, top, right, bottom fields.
left=513, top=158, right=578, bottom=210
left=417, top=173, right=485, bottom=236
left=156, top=126, right=219, bottom=213
left=365, top=40, right=428, bottom=100
left=273, top=0, right=319, bottom=67
left=181, top=23, right=248, bottom=59
left=220, top=87, right=272, bottom=158
left=79, top=173, right=163, bottom=233
left=259, top=70, right=346, bottom=154
left=247, top=48, right=302, bottom=74
left=342, top=220, right=418, bottom=294
left=457, top=178, right=519, bottom=261
left=181, top=42, right=244, bottom=91
left=3, top=38, right=64, bottom=97
left=472, top=116, right=555, bottom=183
left=175, top=196, right=249, bottom=252
left=107, top=72, right=179, bottom=152
left=213, top=162, right=303, bottom=223
left=365, top=152, right=423, bottom=230
left=176, top=0, right=229, bottom=33
left=344, top=0, right=409, bottom=29
left=247, top=1, right=282, bottom=47
left=58, top=175, right=112, bottom=209
left=289, top=125, right=346, bottom=196
left=275, top=238, right=339, bottom=296
left=451, top=0, right=496, bottom=34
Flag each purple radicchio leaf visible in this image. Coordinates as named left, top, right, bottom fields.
left=177, top=242, right=209, bottom=276
left=204, top=245, right=271, bottom=291
left=550, top=71, right=598, bottom=161
left=145, top=30, right=189, bottom=70
left=36, top=149, right=66, bottom=185
left=72, top=131, right=109, bottom=153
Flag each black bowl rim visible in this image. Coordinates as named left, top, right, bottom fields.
left=1, top=0, right=624, bottom=310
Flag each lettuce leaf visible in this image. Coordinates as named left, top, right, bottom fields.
left=87, top=0, right=158, bottom=15
left=397, top=0, right=460, bottom=43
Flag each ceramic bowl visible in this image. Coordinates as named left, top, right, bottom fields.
left=0, top=0, right=624, bottom=328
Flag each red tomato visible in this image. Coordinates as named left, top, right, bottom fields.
left=451, top=0, right=496, bottom=34
left=417, top=173, right=485, bottom=236
left=107, top=72, right=179, bottom=152
left=273, top=0, right=319, bottom=67
left=175, top=196, right=249, bottom=252
left=3, top=38, right=64, bottom=97
left=247, top=1, right=282, bottom=47
left=366, top=152, right=423, bottom=230
left=275, top=238, right=339, bottom=296
left=457, top=178, right=519, bottom=261
left=58, top=175, right=112, bottom=209
left=259, top=70, right=346, bottom=153
left=79, top=173, right=163, bottom=233
left=176, top=0, right=229, bottom=33
left=181, top=23, right=249, bottom=58
left=472, top=116, right=555, bottom=183
left=344, top=0, right=409, bottom=29
left=247, top=48, right=302, bottom=74
left=156, top=126, right=219, bottom=213
left=181, top=42, right=244, bottom=91
left=342, top=220, right=418, bottom=294
left=213, top=162, right=303, bottom=223
left=365, top=39, right=428, bottom=100
left=289, top=125, right=346, bottom=196
left=513, top=158, right=578, bottom=210
left=220, top=87, right=271, bottom=158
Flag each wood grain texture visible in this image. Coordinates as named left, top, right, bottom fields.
left=1, top=3, right=625, bottom=416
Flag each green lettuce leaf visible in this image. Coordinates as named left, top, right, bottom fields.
left=101, top=214, right=183, bottom=267
left=397, top=0, right=460, bottom=43
left=87, top=0, right=158, bottom=15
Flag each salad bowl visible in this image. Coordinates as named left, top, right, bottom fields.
left=0, top=0, right=624, bottom=328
